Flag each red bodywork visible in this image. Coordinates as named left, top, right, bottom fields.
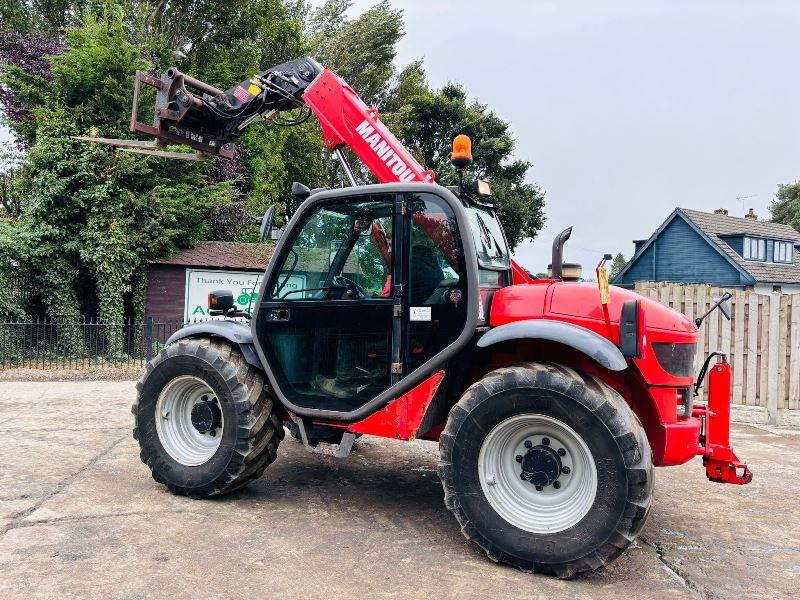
left=349, top=371, right=445, bottom=439
left=487, top=282, right=735, bottom=472
left=292, top=67, right=748, bottom=483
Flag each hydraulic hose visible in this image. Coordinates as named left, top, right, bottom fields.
left=694, top=352, right=722, bottom=397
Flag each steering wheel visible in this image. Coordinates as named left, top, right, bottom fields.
left=331, top=275, right=368, bottom=299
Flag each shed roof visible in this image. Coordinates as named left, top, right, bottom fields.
left=149, top=242, right=274, bottom=270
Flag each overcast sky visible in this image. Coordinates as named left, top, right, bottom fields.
left=4, top=1, right=799, bottom=273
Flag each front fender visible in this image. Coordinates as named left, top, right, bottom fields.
left=477, top=319, right=627, bottom=371
left=166, top=321, right=263, bottom=370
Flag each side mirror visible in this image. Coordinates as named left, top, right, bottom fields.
left=291, top=181, right=311, bottom=200
left=259, top=205, right=276, bottom=243
left=717, top=294, right=732, bottom=321
left=208, top=290, right=235, bottom=316
left=619, top=299, right=643, bottom=359
left=696, top=292, right=733, bottom=328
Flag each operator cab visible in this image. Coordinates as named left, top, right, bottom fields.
left=252, top=183, right=478, bottom=416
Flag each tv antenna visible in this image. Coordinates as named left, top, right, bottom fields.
left=736, top=194, right=756, bottom=213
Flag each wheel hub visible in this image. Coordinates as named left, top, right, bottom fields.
left=521, top=445, right=562, bottom=487
left=155, top=376, right=224, bottom=466
left=478, top=414, right=598, bottom=534
left=190, top=399, right=221, bottom=434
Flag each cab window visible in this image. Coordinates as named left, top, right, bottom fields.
left=466, top=205, right=510, bottom=270
left=408, top=196, right=463, bottom=305
left=268, top=197, right=393, bottom=300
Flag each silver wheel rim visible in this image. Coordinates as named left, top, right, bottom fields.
left=155, top=376, right=224, bottom=466
left=478, top=414, right=598, bottom=534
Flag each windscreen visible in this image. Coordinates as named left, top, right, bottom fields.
left=466, top=206, right=510, bottom=270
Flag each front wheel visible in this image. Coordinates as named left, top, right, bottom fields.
left=439, top=363, right=654, bottom=578
left=132, top=338, right=284, bottom=498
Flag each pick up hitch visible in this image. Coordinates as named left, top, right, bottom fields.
left=693, top=355, right=752, bottom=484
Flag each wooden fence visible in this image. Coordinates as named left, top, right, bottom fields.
left=634, top=282, right=800, bottom=425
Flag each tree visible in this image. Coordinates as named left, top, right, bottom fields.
left=0, top=28, right=64, bottom=144
left=0, top=0, right=86, bottom=35
left=1, top=13, right=240, bottom=353
left=14, top=106, right=236, bottom=346
left=771, top=182, right=800, bottom=233
left=0, top=213, right=25, bottom=319
left=0, top=141, right=23, bottom=219
left=308, top=0, right=403, bottom=107
left=609, top=252, right=627, bottom=279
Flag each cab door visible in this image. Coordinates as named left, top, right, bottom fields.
left=255, top=193, right=399, bottom=413
left=404, top=191, right=470, bottom=374
left=253, top=186, right=477, bottom=421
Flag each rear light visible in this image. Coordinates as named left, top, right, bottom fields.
left=653, top=342, right=697, bottom=377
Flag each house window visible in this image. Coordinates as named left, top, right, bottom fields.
left=774, top=241, right=794, bottom=264
left=743, top=237, right=766, bottom=261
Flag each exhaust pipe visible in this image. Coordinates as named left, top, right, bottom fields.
left=550, top=227, right=572, bottom=280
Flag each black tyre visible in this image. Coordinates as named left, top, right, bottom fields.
left=439, top=362, right=653, bottom=578
left=132, top=338, right=284, bottom=498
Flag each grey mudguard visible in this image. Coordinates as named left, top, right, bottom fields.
left=477, top=319, right=628, bottom=371
left=166, top=321, right=263, bottom=369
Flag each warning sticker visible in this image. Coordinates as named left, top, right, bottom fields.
left=233, top=86, right=251, bottom=103
left=410, top=306, right=432, bottom=322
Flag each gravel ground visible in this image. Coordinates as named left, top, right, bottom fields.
left=0, top=381, right=798, bottom=600
left=0, top=367, right=143, bottom=382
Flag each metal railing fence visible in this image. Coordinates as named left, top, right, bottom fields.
left=0, top=318, right=184, bottom=369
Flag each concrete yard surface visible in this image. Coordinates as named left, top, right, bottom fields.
left=1, top=381, right=798, bottom=599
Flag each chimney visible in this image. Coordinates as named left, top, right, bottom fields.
left=745, top=208, right=758, bottom=221
left=714, top=208, right=728, bottom=215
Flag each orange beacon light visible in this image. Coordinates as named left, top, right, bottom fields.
left=450, top=134, right=473, bottom=169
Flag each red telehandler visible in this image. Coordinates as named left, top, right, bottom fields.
left=82, top=57, right=751, bottom=577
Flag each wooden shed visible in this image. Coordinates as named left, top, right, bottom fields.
left=146, top=242, right=274, bottom=323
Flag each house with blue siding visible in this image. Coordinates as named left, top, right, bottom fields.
left=614, top=208, right=800, bottom=294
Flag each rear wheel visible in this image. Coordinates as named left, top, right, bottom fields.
left=439, top=362, right=653, bottom=578
left=132, top=338, right=284, bottom=498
